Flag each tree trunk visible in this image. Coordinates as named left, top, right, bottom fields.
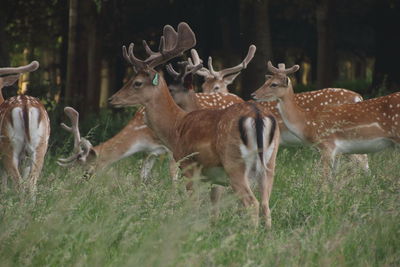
left=240, top=0, right=273, bottom=100
left=65, top=0, right=78, bottom=106
left=65, top=0, right=101, bottom=116
left=316, top=0, right=335, bottom=89
left=85, top=2, right=101, bottom=114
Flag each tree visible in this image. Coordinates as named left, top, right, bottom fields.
left=240, top=0, right=273, bottom=99
left=315, top=0, right=335, bottom=89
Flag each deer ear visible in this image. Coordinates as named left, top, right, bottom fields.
left=1, top=74, right=20, bottom=87
left=223, top=72, right=241, bottom=85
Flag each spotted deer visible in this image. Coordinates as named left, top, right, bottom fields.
left=166, top=52, right=244, bottom=112
left=57, top=106, right=174, bottom=181
left=109, top=22, right=280, bottom=228
left=0, top=61, right=50, bottom=193
left=252, top=61, right=400, bottom=175
left=58, top=50, right=243, bottom=181
left=191, top=50, right=369, bottom=170
left=189, top=45, right=256, bottom=93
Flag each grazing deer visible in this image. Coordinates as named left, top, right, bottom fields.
left=57, top=106, right=173, bottom=181
left=0, top=61, right=50, bottom=193
left=58, top=52, right=244, bottom=181
left=252, top=61, right=400, bottom=175
left=109, top=22, right=280, bottom=228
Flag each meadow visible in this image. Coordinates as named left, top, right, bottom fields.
left=0, top=110, right=399, bottom=267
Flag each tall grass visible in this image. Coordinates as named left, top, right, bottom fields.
left=1, top=142, right=399, bottom=266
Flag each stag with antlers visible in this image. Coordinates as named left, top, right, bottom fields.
left=0, top=61, right=50, bottom=194
left=108, top=22, right=280, bottom=228
left=253, top=61, right=400, bottom=175
left=191, top=49, right=369, bottom=170
left=58, top=45, right=244, bottom=182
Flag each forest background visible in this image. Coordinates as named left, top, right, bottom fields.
left=1, top=0, right=399, bottom=118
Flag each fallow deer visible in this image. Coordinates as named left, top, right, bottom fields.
left=252, top=61, right=400, bottom=175
left=109, top=22, right=280, bottom=228
left=0, top=61, right=50, bottom=194
left=58, top=51, right=244, bottom=181
left=166, top=53, right=244, bottom=112
left=189, top=46, right=256, bottom=94
left=191, top=50, right=369, bottom=170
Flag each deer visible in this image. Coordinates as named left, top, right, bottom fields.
left=57, top=106, right=174, bottom=181
left=189, top=45, right=256, bottom=94
left=252, top=61, right=400, bottom=176
left=166, top=52, right=244, bottom=112
left=108, top=22, right=280, bottom=228
left=190, top=49, right=369, bottom=170
left=0, top=61, right=50, bottom=194
left=58, top=51, right=244, bottom=181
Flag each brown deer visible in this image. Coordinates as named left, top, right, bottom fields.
left=252, top=61, right=400, bottom=175
left=0, top=61, right=50, bottom=194
left=166, top=53, right=244, bottom=112
left=109, top=22, right=280, bottom=228
left=189, top=46, right=256, bottom=93
left=58, top=51, right=243, bottom=181
left=191, top=50, right=369, bottom=170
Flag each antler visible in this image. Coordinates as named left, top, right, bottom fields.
left=219, top=45, right=256, bottom=77
left=0, top=61, right=39, bottom=76
left=187, top=49, right=212, bottom=78
left=193, top=45, right=257, bottom=80
left=122, top=22, right=196, bottom=71
left=267, top=61, right=300, bottom=75
left=57, top=107, right=93, bottom=166
left=166, top=51, right=203, bottom=82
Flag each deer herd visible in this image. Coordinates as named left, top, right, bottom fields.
left=1, top=22, right=399, bottom=228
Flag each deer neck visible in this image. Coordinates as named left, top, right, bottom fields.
left=175, top=89, right=198, bottom=112
left=277, top=87, right=308, bottom=140
left=90, top=112, right=147, bottom=165
left=143, top=79, right=187, bottom=149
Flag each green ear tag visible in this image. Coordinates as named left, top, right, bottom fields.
left=152, top=73, right=159, bottom=86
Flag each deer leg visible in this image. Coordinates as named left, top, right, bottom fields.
left=167, top=152, right=179, bottom=182
left=258, top=151, right=277, bottom=229
left=319, top=145, right=336, bottom=178
left=210, top=185, right=224, bottom=221
left=226, top=165, right=259, bottom=227
left=140, top=154, right=157, bottom=182
left=3, top=153, right=22, bottom=191
left=27, top=153, right=45, bottom=197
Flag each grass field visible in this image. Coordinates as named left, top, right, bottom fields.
left=1, top=119, right=400, bottom=266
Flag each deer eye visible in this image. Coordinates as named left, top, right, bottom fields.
left=213, top=86, right=220, bottom=91
left=270, top=83, right=278, bottom=88
left=134, top=81, right=143, bottom=87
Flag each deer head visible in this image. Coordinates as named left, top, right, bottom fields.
left=165, top=49, right=203, bottom=101
left=252, top=61, right=300, bottom=101
left=109, top=22, right=196, bottom=108
left=190, top=45, right=256, bottom=93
